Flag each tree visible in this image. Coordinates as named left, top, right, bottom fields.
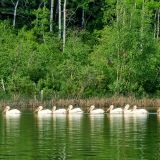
left=12, top=0, right=19, bottom=28
left=50, top=0, right=54, bottom=32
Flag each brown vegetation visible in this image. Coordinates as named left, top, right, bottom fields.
left=0, top=96, right=159, bottom=112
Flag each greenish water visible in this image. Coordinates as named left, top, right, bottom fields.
left=0, top=112, right=160, bottom=160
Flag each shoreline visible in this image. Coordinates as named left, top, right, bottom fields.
left=0, top=96, right=159, bottom=112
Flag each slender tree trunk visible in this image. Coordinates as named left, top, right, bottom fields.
left=58, top=0, right=62, bottom=39
left=141, top=0, right=145, bottom=35
left=157, top=8, right=160, bottom=39
left=1, top=78, right=5, bottom=92
left=116, top=0, right=119, bottom=27
left=40, top=89, right=43, bottom=101
left=116, top=0, right=120, bottom=94
left=154, top=10, right=157, bottom=39
left=13, top=0, right=19, bottom=28
left=81, top=7, right=85, bottom=28
left=63, top=0, right=66, bottom=52
left=140, top=0, right=145, bottom=52
left=50, top=0, right=54, bottom=32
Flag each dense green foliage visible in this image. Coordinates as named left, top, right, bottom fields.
left=0, top=0, right=160, bottom=99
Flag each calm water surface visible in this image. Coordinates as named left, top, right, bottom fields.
left=0, top=112, right=160, bottom=160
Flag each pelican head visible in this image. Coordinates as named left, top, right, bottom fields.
left=90, top=105, right=95, bottom=111
left=6, top=106, right=10, bottom=110
left=3, top=106, right=10, bottom=113
left=68, top=105, right=73, bottom=111
left=52, top=106, right=56, bottom=111
left=124, top=104, right=130, bottom=110
left=133, top=105, right=137, bottom=110
left=35, top=106, right=43, bottom=112
left=38, top=106, right=43, bottom=110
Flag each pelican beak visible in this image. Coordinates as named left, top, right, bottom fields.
left=34, top=108, right=39, bottom=113
left=106, top=108, right=110, bottom=112
left=87, top=108, right=90, bottom=113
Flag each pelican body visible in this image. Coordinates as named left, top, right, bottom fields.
left=89, top=105, right=104, bottom=114
left=107, top=105, right=123, bottom=114
left=35, top=106, right=52, bottom=115
left=67, top=105, right=83, bottom=114
left=3, top=106, right=21, bottom=115
left=52, top=106, right=66, bottom=114
left=132, top=105, right=148, bottom=114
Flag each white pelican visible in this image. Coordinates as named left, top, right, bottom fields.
left=132, top=105, right=148, bottom=114
left=106, top=105, right=123, bottom=114
left=34, top=106, right=52, bottom=114
left=3, top=106, right=21, bottom=115
left=123, top=104, right=133, bottom=114
left=67, top=105, right=83, bottom=114
left=89, top=105, right=104, bottom=114
left=52, top=106, right=66, bottom=114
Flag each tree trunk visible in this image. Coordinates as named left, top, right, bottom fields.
left=50, top=0, right=54, bottom=32
left=81, top=7, right=85, bottom=28
left=157, top=8, right=160, bottom=39
left=140, top=0, right=145, bottom=52
left=115, top=0, right=120, bottom=94
left=63, top=0, right=66, bottom=52
left=58, top=0, right=62, bottom=39
left=154, top=10, right=157, bottom=39
left=116, top=0, right=119, bottom=27
left=13, top=0, right=19, bottom=28
left=1, top=78, right=5, bottom=92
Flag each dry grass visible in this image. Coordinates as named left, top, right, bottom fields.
left=0, top=96, right=160, bottom=112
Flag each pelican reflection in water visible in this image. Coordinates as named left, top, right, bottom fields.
left=2, top=112, right=21, bottom=147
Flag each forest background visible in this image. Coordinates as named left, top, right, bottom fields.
left=0, top=0, right=160, bottom=108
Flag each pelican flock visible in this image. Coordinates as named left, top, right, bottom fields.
left=1, top=104, right=152, bottom=116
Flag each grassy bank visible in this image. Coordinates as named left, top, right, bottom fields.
left=0, top=96, right=160, bottom=112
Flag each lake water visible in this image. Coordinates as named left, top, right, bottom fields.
left=0, top=112, right=160, bottom=160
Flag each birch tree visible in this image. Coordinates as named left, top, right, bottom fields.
left=50, top=0, right=54, bottom=32
left=63, top=0, right=66, bottom=52
left=81, top=7, right=85, bottom=28
left=12, top=0, right=19, bottom=28
left=58, top=0, right=62, bottom=38
left=157, top=8, right=160, bottom=39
